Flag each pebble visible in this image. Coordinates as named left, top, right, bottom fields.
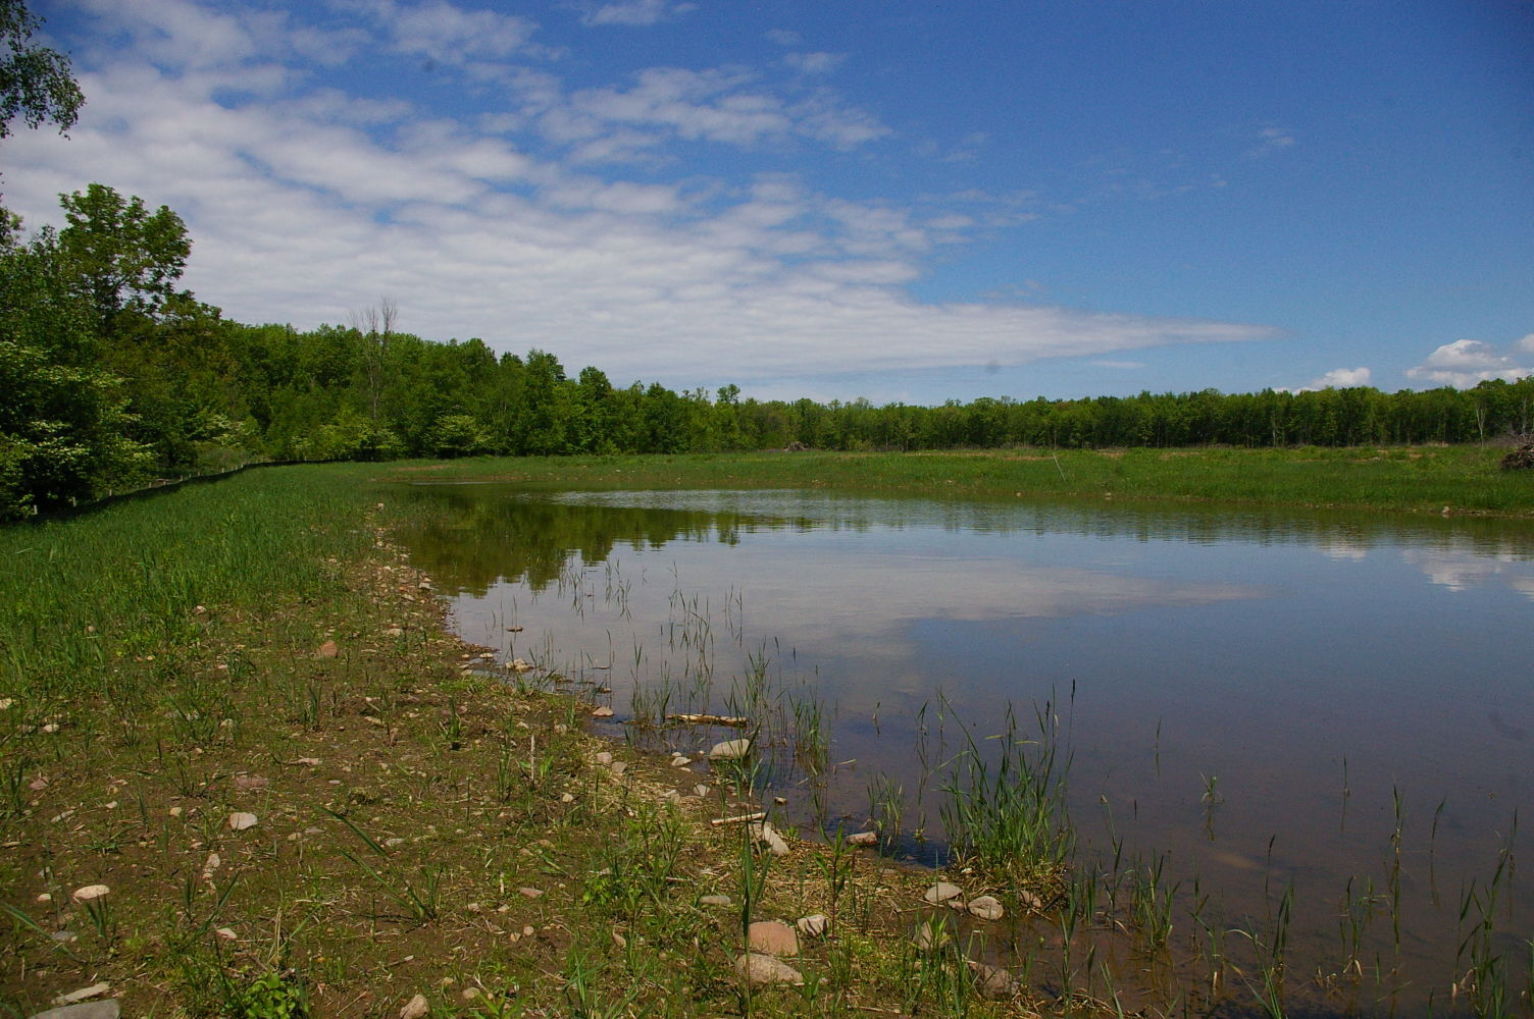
left=747, top=920, right=799, bottom=957
left=591, top=706, right=614, bottom=718
left=71, top=885, right=109, bottom=903
left=796, top=914, right=830, bottom=938
left=845, top=831, right=878, bottom=846
left=699, top=894, right=732, bottom=907
left=399, top=994, right=429, bottom=1019
left=670, top=754, right=691, bottom=768
left=707, top=738, right=751, bottom=761
left=49, top=985, right=111, bottom=1008
left=752, top=821, right=791, bottom=857
left=923, top=881, right=964, bottom=904
left=316, top=640, right=339, bottom=659
left=30, top=999, right=119, bottom=1019
left=518, top=886, right=544, bottom=898
left=227, top=812, right=259, bottom=831
left=968, top=895, right=1005, bottom=921
left=593, top=752, right=613, bottom=767
left=733, top=953, right=803, bottom=987
left=969, top=961, right=1017, bottom=998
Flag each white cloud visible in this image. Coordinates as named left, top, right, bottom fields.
left=784, top=51, right=846, bottom=75
left=580, top=0, right=694, bottom=27
left=3, top=0, right=1277, bottom=398
left=1287, top=366, right=1373, bottom=392
left=1246, top=126, right=1296, bottom=159
left=1406, top=339, right=1532, bottom=388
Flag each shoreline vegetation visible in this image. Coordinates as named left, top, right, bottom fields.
left=375, top=444, right=1534, bottom=518
left=2, top=453, right=1532, bottom=1017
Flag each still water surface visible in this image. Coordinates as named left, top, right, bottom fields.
left=398, top=485, right=1533, bottom=1010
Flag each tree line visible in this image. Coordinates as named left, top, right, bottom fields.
left=7, top=180, right=1534, bottom=520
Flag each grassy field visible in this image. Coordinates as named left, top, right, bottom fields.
left=378, top=444, right=1534, bottom=517
left=2, top=450, right=1530, bottom=1018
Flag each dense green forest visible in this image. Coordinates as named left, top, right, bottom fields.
left=6, top=180, right=1534, bottom=520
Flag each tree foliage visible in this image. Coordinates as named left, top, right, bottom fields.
left=0, top=0, right=83, bottom=142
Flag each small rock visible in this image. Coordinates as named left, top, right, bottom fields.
left=968, top=895, right=1005, bottom=921
left=609, top=761, right=628, bottom=777
left=384, top=627, right=404, bottom=638
left=845, top=831, right=878, bottom=846
left=708, top=738, right=752, bottom=761
left=508, top=658, right=534, bottom=673
left=1018, top=889, right=1044, bottom=912
left=168, top=806, right=183, bottom=817
left=227, top=812, right=258, bottom=831
left=699, top=894, right=732, bottom=907
left=733, top=952, right=803, bottom=987
left=796, top=914, right=830, bottom=938
left=50, top=930, right=77, bottom=943
left=506, top=625, right=523, bottom=632
left=399, top=993, right=429, bottom=1019
left=35, top=893, right=51, bottom=903
left=594, top=752, right=613, bottom=767
left=293, top=757, right=322, bottom=767
left=316, top=640, right=339, bottom=659
left=70, top=885, right=109, bottom=903
left=518, top=886, right=544, bottom=898
left=752, top=821, right=790, bottom=857
left=232, top=774, right=268, bottom=791
left=923, top=881, right=963, bottom=904
left=670, top=754, right=692, bottom=768
left=747, top=920, right=799, bottom=957
left=591, top=706, right=614, bottom=718
left=912, top=918, right=952, bottom=952
left=560, top=792, right=575, bottom=803
left=693, top=784, right=710, bottom=797
left=969, top=961, right=1016, bottom=998
left=49, top=984, right=112, bottom=1007
left=29, top=776, right=49, bottom=791
left=31, top=999, right=120, bottom=1019
left=215, top=927, right=238, bottom=941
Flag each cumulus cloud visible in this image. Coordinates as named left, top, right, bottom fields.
left=1406, top=339, right=1533, bottom=388
left=3, top=0, right=1276, bottom=397
left=1287, top=366, right=1373, bottom=392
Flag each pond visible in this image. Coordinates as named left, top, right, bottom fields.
left=396, top=484, right=1534, bottom=1015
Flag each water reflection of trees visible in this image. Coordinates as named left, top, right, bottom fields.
left=393, top=488, right=760, bottom=596
left=392, top=485, right=1534, bottom=597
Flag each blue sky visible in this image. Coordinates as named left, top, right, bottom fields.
left=8, top=0, right=1533, bottom=404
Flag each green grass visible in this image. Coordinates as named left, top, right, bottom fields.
left=377, top=444, right=1534, bottom=516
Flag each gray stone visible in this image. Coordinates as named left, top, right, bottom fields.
left=699, top=893, right=732, bottom=907
left=923, top=881, right=963, bottom=904
left=708, top=738, right=751, bottom=761
left=795, top=913, right=830, bottom=938
left=968, top=961, right=1016, bottom=998
left=28, top=1000, right=120, bottom=1019
left=968, top=894, right=1005, bottom=921
left=733, top=952, right=803, bottom=986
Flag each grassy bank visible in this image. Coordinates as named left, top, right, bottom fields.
left=376, top=444, right=1534, bottom=517
left=5, top=456, right=1530, bottom=1018
left=0, top=465, right=1044, bottom=1018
